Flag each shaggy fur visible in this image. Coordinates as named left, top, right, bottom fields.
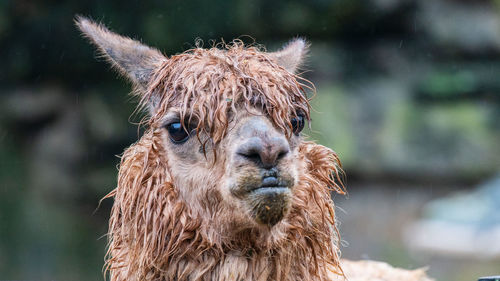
left=146, top=43, right=311, bottom=143
left=105, top=133, right=344, bottom=280
left=77, top=17, right=431, bottom=281
left=100, top=42, right=345, bottom=281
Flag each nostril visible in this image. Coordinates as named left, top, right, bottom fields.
left=277, top=149, right=289, bottom=161
left=236, top=139, right=263, bottom=165
left=238, top=150, right=261, bottom=164
left=237, top=137, right=290, bottom=168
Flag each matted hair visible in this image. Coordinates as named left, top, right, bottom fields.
left=145, top=41, right=312, bottom=143
left=101, top=43, right=346, bottom=281
left=105, top=133, right=345, bottom=280
left=76, top=17, right=346, bottom=281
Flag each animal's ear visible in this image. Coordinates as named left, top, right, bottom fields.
left=268, top=38, right=309, bottom=74
left=75, top=16, right=167, bottom=91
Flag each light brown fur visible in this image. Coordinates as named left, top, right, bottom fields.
left=102, top=42, right=345, bottom=280
left=105, top=131, right=344, bottom=281
left=76, top=17, right=431, bottom=281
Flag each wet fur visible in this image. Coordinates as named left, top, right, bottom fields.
left=105, top=130, right=345, bottom=280
left=104, top=55, right=346, bottom=278
left=77, top=17, right=346, bottom=281
left=76, top=16, right=434, bottom=281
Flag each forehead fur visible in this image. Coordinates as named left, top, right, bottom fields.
left=145, top=41, right=312, bottom=144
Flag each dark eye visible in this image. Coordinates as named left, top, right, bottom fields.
left=290, top=115, right=305, bottom=135
left=166, top=122, right=190, bottom=144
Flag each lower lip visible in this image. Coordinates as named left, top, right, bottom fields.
left=252, top=186, right=289, bottom=194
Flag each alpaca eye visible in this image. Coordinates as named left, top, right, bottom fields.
left=166, top=122, right=190, bottom=144
left=291, top=115, right=305, bottom=135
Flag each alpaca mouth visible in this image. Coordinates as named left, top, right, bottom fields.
left=231, top=170, right=294, bottom=196
left=253, top=175, right=289, bottom=192
left=247, top=174, right=293, bottom=226
left=230, top=170, right=295, bottom=226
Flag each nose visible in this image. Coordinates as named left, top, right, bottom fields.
left=237, top=136, right=290, bottom=169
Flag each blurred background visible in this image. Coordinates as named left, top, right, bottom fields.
left=0, top=0, right=499, bottom=280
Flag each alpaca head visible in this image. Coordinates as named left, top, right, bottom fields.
left=145, top=39, right=313, bottom=229
left=77, top=16, right=345, bottom=279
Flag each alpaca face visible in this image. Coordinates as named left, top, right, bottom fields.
left=158, top=106, right=304, bottom=226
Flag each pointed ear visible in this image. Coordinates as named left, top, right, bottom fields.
left=75, top=16, right=167, bottom=90
left=268, top=38, right=309, bottom=74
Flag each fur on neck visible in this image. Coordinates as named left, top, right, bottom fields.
left=104, top=130, right=345, bottom=281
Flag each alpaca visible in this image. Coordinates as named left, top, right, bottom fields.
left=76, top=17, right=432, bottom=281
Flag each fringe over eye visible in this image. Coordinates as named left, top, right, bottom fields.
left=146, top=43, right=313, bottom=144
left=165, top=122, right=190, bottom=144
left=291, top=114, right=305, bottom=135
